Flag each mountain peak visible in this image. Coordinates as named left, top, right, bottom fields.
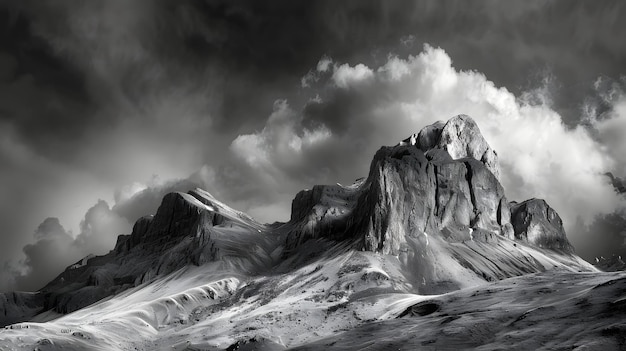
left=286, top=114, right=583, bottom=293
left=400, top=114, right=500, bottom=180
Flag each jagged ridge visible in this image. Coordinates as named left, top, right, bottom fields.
left=0, top=189, right=271, bottom=326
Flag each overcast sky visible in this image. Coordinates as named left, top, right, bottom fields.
left=1, top=0, right=626, bottom=291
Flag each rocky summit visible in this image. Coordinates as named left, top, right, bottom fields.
left=286, top=115, right=585, bottom=292
left=288, top=115, right=515, bottom=251
left=2, top=115, right=623, bottom=351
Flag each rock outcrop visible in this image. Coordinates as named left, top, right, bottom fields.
left=594, top=254, right=626, bottom=271
left=510, top=199, right=573, bottom=253
left=288, top=115, right=515, bottom=253
left=286, top=182, right=361, bottom=249
left=400, top=115, right=500, bottom=180
left=114, top=190, right=225, bottom=254
left=351, top=144, right=513, bottom=254
left=0, top=292, right=43, bottom=327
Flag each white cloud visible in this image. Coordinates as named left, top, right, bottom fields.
left=236, top=44, right=624, bottom=243
left=332, top=63, right=374, bottom=89
left=593, top=96, right=626, bottom=177
left=231, top=100, right=332, bottom=188
left=114, top=182, right=148, bottom=204
left=301, top=56, right=334, bottom=87
left=317, top=56, right=333, bottom=72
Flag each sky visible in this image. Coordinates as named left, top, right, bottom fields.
left=1, top=0, right=626, bottom=291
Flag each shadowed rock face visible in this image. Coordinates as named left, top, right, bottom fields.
left=41, top=190, right=231, bottom=314
left=510, top=199, right=574, bottom=253
left=352, top=144, right=513, bottom=254
left=595, top=255, right=626, bottom=271
left=114, top=190, right=225, bottom=254
left=286, top=182, right=361, bottom=249
left=0, top=189, right=246, bottom=326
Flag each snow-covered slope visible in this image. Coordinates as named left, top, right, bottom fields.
left=1, top=245, right=623, bottom=350
left=2, top=114, right=620, bottom=350
left=0, top=188, right=278, bottom=326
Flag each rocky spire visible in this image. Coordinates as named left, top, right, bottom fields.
left=510, top=199, right=573, bottom=252
left=400, top=114, right=500, bottom=180
left=288, top=114, right=575, bottom=259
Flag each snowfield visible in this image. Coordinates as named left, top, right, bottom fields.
left=2, top=246, right=625, bottom=350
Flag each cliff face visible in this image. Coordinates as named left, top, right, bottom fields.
left=510, top=199, right=573, bottom=252
left=289, top=115, right=519, bottom=252
left=113, top=190, right=225, bottom=256
left=352, top=144, right=513, bottom=254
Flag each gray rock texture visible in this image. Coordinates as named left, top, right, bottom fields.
left=289, top=115, right=515, bottom=254
left=286, top=114, right=581, bottom=293
left=352, top=144, right=512, bottom=254
left=401, top=114, right=500, bottom=180
left=510, top=198, right=574, bottom=253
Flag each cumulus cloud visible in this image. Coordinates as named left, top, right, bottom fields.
left=73, top=200, right=128, bottom=256
left=332, top=63, right=375, bottom=89
left=15, top=218, right=75, bottom=291
left=595, top=102, right=626, bottom=177
left=231, top=100, right=332, bottom=186
left=13, top=206, right=127, bottom=291
left=561, top=77, right=626, bottom=261
left=232, top=45, right=625, bottom=251
left=587, top=79, right=626, bottom=177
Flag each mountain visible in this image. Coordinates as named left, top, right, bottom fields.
left=285, top=115, right=586, bottom=293
left=2, top=115, right=624, bottom=351
left=1, top=188, right=276, bottom=324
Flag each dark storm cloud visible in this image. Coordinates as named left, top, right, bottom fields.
left=1, top=0, right=626, bottom=291
left=2, top=0, right=624, bottom=167
left=571, top=213, right=626, bottom=263
left=1, top=1, right=224, bottom=173
left=8, top=0, right=624, bottom=142
left=16, top=218, right=74, bottom=291
left=0, top=7, right=94, bottom=158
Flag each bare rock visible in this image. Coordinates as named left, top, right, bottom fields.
left=286, top=182, right=361, bottom=249
left=594, top=254, right=626, bottom=271
left=402, top=115, right=500, bottom=180
left=288, top=116, right=513, bottom=255
left=510, top=198, right=574, bottom=253
left=352, top=143, right=511, bottom=254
